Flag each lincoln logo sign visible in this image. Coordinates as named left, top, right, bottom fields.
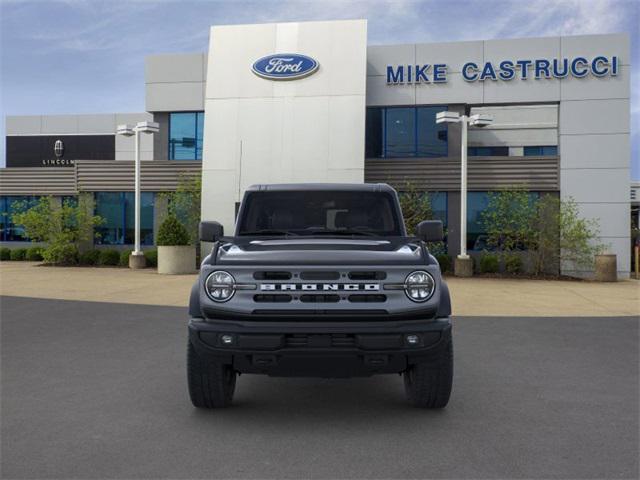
left=261, top=283, right=379, bottom=291
left=386, top=55, right=620, bottom=84
left=252, top=54, right=319, bottom=80
left=54, top=139, right=64, bottom=158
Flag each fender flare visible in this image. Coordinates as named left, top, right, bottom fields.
left=436, top=280, right=452, bottom=318
left=188, top=280, right=202, bottom=318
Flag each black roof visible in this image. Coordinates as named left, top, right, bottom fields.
left=246, top=183, right=396, bottom=193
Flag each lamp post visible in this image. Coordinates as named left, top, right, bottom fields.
left=116, top=121, right=159, bottom=269
left=436, top=111, right=492, bottom=276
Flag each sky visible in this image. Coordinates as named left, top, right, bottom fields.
left=1, top=0, right=638, bottom=177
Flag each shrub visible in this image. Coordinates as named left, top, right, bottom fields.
left=11, top=195, right=103, bottom=265
left=10, top=248, right=27, bottom=261
left=0, top=248, right=10, bottom=261
left=42, top=244, right=78, bottom=265
left=161, top=174, right=202, bottom=244
left=436, top=253, right=451, bottom=273
left=98, top=249, right=120, bottom=266
left=79, top=249, right=101, bottom=266
left=479, top=253, right=499, bottom=274
left=504, top=253, right=523, bottom=274
left=119, top=250, right=133, bottom=267
left=26, top=246, right=43, bottom=261
left=144, top=249, right=158, bottom=267
left=157, top=214, right=190, bottom=246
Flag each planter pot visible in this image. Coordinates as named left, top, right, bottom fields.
left=157, top=245, right=196, bottom=275
left=594, top=254, right=617, bottom=282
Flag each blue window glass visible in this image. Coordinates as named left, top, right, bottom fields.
left=365, top=106, right=448, bottom=158
left=169, top=112, right=204, bottom=160
left=468, top=146, right=509, bottom=156
left=467, top=191, right=540, bottom=251
left=429, top=192, right=448, bottom=228
left=94, top=192, right=154, bottom=245
left=0, top=196, right=40, bottom=242
left=523, top=145, right=558, bottom=156
left=417, top=107, right=448, bottom=157
left=385, top=107, right=415, bottom=157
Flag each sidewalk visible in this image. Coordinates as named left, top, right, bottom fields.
left=0, top=262, right=638, bottom=317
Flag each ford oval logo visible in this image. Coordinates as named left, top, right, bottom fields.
left=252, top=53, right=319, bottom=80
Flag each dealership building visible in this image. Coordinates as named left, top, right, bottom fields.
left=0, top=20, right=632, bottom=277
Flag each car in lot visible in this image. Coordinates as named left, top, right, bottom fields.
left=188, top=183, right=453, bottom=408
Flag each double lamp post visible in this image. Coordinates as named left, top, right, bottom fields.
left=116, top=121, right=159, bottom=269
left=435, top=111, right=492, bottom=276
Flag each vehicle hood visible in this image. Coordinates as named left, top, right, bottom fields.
left=214, top=237, right=425, bottom=266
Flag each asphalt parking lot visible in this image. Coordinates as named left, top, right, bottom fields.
left=1, top=296, right=638, bottom=479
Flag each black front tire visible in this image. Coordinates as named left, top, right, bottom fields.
left=404, top=338, right=453, bottom=408
left=187, top=341, right=236, bottom=408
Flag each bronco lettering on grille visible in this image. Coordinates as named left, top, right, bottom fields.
left=260, top=283, right=380, bottom=291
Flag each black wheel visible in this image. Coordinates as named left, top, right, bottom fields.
left=404, top=338, right=453, bottom=408
left=187, top=341, right=236, bottom=408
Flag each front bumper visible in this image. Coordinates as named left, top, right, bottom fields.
left=188, top=317, right=452, bottom=377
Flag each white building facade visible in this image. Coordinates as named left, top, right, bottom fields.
left=2, top=20, right=632, bottom=277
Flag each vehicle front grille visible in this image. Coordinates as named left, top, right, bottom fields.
left=300, top=294, right=340, bottom=303
left=285, top=334, right=356, bottom=348
left=348, top=294, right=387, bottom=303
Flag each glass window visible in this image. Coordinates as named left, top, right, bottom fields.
left=365, top=108, right=383, bottom=158
left=385, top=108, right=415, bottom=157
left=417, top=107, right=448, bottom=157
left=524, top=145, right=558, bottom=156
left=0, top=196, right=39, bottom=242
left=95, top=192, right=154, bottom=245
left=468, top=146, right=509, bottom=156
left=365, top=106, right=448, bottom=158
left=169, top=112, right=204, bottom=160
left=429, top=192, right=448, bottom=228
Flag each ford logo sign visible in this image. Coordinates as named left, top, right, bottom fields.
left=252, top=53, right=319, bottom=80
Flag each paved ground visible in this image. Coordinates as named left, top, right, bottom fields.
left=1, top=296, right=638, bottom=479
left=1, top=262, right=638, bottom=316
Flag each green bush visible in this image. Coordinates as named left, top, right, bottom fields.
left=144, top=249, right=158, bottom=267
left=479, top=253, right=499, bottom=274
left=504, top=253, right=523, bottom=274
left=0, top=248, right=10, bottom=261
left=98, top=249, right=120, bottom=266
left=42, top=244, right=79, bottom=265
left=119, top=250, right=133, bottom=267
left=436, top=253, right=451, bottom=273
left=10, top=248, right=27, bottom=261
left=10, top=195, right=103, bottom=266
left=26, top=246, right=43, bottom=261
left=157, top=214, right=190, bottom=246
left=79, top=250, right=101, bottom=266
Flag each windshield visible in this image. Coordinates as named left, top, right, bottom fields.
left=236, top=190, right=403, bottom=237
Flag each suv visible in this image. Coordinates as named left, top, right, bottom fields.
left=188, top=184, right=453, bottom=408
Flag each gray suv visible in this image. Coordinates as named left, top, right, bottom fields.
left=188, top=183, right=453, bottom=408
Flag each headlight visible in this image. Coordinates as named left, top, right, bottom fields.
left=205, top=271, right=236, bottom=302
left=404, top=270, right=435, bottom=302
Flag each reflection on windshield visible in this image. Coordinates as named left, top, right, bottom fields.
left=237, top=191, right=402, bottom=237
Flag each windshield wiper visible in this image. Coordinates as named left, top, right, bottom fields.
left=239, top=229, right=298, bottom=236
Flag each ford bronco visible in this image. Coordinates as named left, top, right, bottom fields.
left=188, top=183, right=453, bottom=408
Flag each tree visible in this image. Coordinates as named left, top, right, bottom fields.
left=11, top=195, right=103, bottom=265
left=397, top=182, right=446, bottom=255
left=161, top=173, right=201, bottom=245
left=480, top=187, right=536, bottom=252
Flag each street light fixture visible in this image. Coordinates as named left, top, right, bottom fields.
left=116, top=121, right=159, bottom=269
left=436, top=110, right=493, bottom=276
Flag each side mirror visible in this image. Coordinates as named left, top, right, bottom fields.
left=416, top=220, right=443, bottom=243
left=199, top=221, right=224, bottom=242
